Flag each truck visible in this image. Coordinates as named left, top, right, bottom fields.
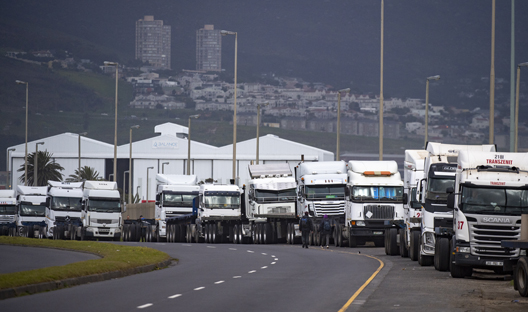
left=444, top=151, right=528, bottom=277
left=242, top=163, right=297, bottom=244
left=15, top=185, right=47, bottom=238
left=418, top=142, right=496, bottom=267
left=45, top=181, right=83, bottom=240
left=295, top=161, right=348, bottom=246
left=79, top=181, right=122, bottom=241
left=346, top=160, right=405, bottom=250
left=0, top=190, right=16, bottom=236
left=402, top=150, right=428, bottom=260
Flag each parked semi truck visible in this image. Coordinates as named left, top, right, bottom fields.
left=45, top=181, right=83, bottom=240
left=346, top=160, right=404, bottom=249
left=443, top=151, right=528, bottom=277
left=402, top=150, right=428, bottom=260
left=79, top=181, right=122, bottom=241
left=0, top=190, right=16, bottom=236
left=418, top=142, right=496, bottom=267
left=295, top=161, right=347, bottom=246
left=242, top=163, right=297, bottom=244
left=15, top=185, right=47, bottom=238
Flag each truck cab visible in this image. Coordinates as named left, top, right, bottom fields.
left=15, top=185, right=47, bottom=238
left=81, top=180, right=122, bottom=240
left=0, top=190, right=16, bottom=236
left=45, top=181, right=83, bottom=239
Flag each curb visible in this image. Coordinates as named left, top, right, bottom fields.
left=0, top=258, right=175, bottom=300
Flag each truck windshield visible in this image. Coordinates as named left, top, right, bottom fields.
left=460, top=187, right=528, bottom=215
left=0, top=205, right=16, bottom=215
left=352, top=186, right=403, bottom=202
left=305, top=185, right=345, bottom=200
left=51, top=196, right=82, bottom=211
left=254, top=188, right=296, bottom=203
left=204, top=195, right=240, bottom=209
left=88, top=199, right=121, bottom=213
left=426, top=177, right=455, bottom=201
left=19, top=204, right=45, bottom=216
left=163, top=192, right=197, bottom=207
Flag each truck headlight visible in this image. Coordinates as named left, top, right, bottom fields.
left=356, top=221, right=365, bottom=226
left=520, top=250, right=527, bottom=256
left=456, top=247, right=470, bottom=253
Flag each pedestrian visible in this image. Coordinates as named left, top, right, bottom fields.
left=319, top=214, right=332, bottom=249
left=299, top=211, right=313, bottom=248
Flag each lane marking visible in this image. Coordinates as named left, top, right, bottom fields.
left=274, top=258, right=278, bottom=260
left=182, top=244, right=192, bottom=247
left=194, top=287, right=205, bottom=291
left=168, top=294, right=182, bottom=299
left=271, top=262, right=276, bottom=265
left=262, top=253, right=268, bottom=255
left=229, top=248, right=237, bottom=250
left=215, top=281, right=224, bottom=284
left=261, top=266, right=267, bottom=269
left=247, top=250, right=254, bottom=253
left=248, top=270, right=256, bottom=274
left=233, top=276, right=241, bottom=279
left=137, top=303, right=153, bottom=309
left=271, top=255, right=275, bottom=257
left=207, top=246, right=216, bottom=248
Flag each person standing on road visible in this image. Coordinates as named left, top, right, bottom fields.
left=319, top=214, right=332, bottom=249
left=299, top=211, right=313, bottom=248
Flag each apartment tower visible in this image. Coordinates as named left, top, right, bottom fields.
left=196, top=25, right=222, bottom=71
left=135, top=15, right=171, bottom=69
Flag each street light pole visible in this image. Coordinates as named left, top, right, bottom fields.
left=123, top=170, right=129, bottom=203
left=162, top=162, right=169, bottom=174
left=221, top=30, right=238, bottom=183
left=425, top=75, right=441, bottom=146
left=147, top=166, right=154, bottom=201
left=7, top=148, right=15, bottom=189
left=336, top=88, right=350, bottom=161
left=104, top=61, right=119, bottom=182
left=187, top=114, right=200, bottom=175
left=34, top=142, right=44, bottom=186
left=129, top=125, right=139, bottom=204
left=489, top=0, right=496, bottom=144
left=379, top=0, right=384, bottom=161
left=78, top=132, right=87, bottom=175
left=256, top=102, right=269, bottom=164
left=514, top=62, right=528, bottom=152
left=16, top=80, right=29, bottom=185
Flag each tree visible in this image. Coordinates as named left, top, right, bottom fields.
left=66, top=166, right=104, bottom=182
left=17, top=151, right=64, bottom=186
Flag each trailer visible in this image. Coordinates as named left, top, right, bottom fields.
left=0, top=190, right=16, bottom=236
left=501, top=239, right=528, bottom=297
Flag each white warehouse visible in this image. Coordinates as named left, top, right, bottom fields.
left=7, top=123, right=333, bottom=201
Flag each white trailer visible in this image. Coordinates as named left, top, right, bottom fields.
left=80, top=181, right=122, bottom=241
left=242, top=163, right=297, bottom=244
left=418, top=142, right=496, bottom=267
left=295, top=161, right=348, bottom=246
left=45, top=181, right=83, bottom=239
left=0, top=190, right=16, bottom=236
left=15, top=185, right=47, bottom=238
left=346, top=161, right=404, bottom=249
left=402, top=150, right=428, bottom=260
left=444, top=151, right=528, bottom=277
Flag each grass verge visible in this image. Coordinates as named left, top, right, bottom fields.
left=0, top=237, right=171, bottom=290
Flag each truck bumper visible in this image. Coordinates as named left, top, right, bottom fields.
left=453, top=252, right=517, bottom=272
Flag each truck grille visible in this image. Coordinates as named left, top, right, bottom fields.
left=363, top=205, right=395, bottom=220
left=0, top=216, right=15, bottom=223
left=95, top=219, right=114, bottom=224
left=313, top=201, right=345, bottom=216
left=469, top=223, right=520, bottom=257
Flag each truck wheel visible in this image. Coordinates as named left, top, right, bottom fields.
left=212, top=224, right=218, bottom=244
left=81, top=227, right=86, bottom=241
left=333, top=226, right=339, bottom=247
left=348, top=232, right=357, bottom=248
left=410, top=230, right=419, bottom=261
left=233, top=224, right=239, bottom=244
left=387, top=228, right=399, bottom=256
left=399, top=229, right=409, bottom=257
left=338, top=225, right=344, bottom=248
left=515, top=257, right=528, bottom=297
left=435, top=237, right=450, bottom=271
left=185, top=226, right=191, bottom=243
left=262, top=224, right=268, bottom=244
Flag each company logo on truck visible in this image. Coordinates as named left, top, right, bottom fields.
left=487, top=155, right=513, bottom=165
left=482, top=217, right=510, bottom=223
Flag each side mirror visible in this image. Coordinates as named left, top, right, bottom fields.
left=155, top=194, right=160, bottom=202
left=155, top=201, right=159, bottom=206
left=402, top=193, right=408, bottom=205
left=447, top=193, right=455, bottom=209
left=46, top=197, right=50, bottom=207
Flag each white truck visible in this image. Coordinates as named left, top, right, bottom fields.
left=15, top=185, right=47, bottom=238
left=242, top=163, right=297, bottom=244
left=80, top=181, right=122, bottom=241
left=444, top=151, right=528, bottom=277
left=45, top=181, right=83, bottom=240
left=155, top=174, right=199, bottom=242
left=402, top=150, right=428, bottom=260
left=346, top=161, right=404, bottom=250
left=295, top=161, right=348, bottom=246
left=418, top=142, right=496, bottom=267
left=0, top=190, right=16, bottom=236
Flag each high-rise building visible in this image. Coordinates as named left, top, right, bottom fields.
left=135, top=15, right=171, bottom=69
left=196, top=25, right=222, bottom=71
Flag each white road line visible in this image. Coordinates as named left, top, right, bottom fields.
left=137, top=303, right=153, bottom=309
left=229, top=248, right=237, bottom=250
left=271, top=262, right=276, bottom=264
left=261, top=253, right=267, bottom=255
left=247, top=250, right=254, bottom=253
left=271, top=255, right=275, bottom=257
left=274, top=258, right=278, bottom=260
left=233, top=276, right=242, bottom=279
left=248, top=270, right=257, bottom=274
left=168, top=294, right=182, bottom=299
left=261, top=266, right=267, bottom=269
left=182, top=244, right=192, bottom=247
left=207, top=246, right=216, bottom=248
left=215, top=281, right=225, bottom=284
left=194, top=287, right=205, bottom=291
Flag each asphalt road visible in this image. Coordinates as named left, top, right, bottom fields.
left=0, top=243, right=381, bottom=312
left=0, top=245, right=100, bottom=274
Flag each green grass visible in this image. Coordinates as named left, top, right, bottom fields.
left=0, top=237, right=171, bottom=290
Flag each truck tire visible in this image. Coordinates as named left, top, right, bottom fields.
left=399, top=229, right=409, bottom=257
left=81, top=227, right=86, bottom=241
left=386, top=228, right=399, bottom=256
left=286, top=224, right=291, bottom=244
left=435, top=237, right=450, bottom=271
left=410, top=230, right=419, bottom=261
left=186, top=225, right=191, bottom=243
left=338, top=224, right=344, bottom=247
left=263, top=223, right=269, bottom=244
left=233, top=224, right=239, bottom=244
left=309, top=231, right=313, bottom=246
left=418, top=236, right=433, bottom=266
left=515, top=257, right=528, bottom=297
left=348, top=232, right=357, bottom=248
left=212, top=224, right=218, bottom=244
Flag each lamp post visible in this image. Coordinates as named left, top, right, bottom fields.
left=187, top=114, right=200, bottom=175
left=104, top=61, right=119, bottom=182
left=16, top=80, right=29, bottom=185
left=514, top=62, right=528, bottom=152
left=162, top=162, right=169, bottom=174
left=146, top=166, right=154, bottom=201
left=129, top=125, right=139, bottom=204
left=78, top=132, right=87, bottom=175
left=136, top=186, right=141, bottom=202
left=336, top=88, right=350, bottom=161
left=34, top=142, right=44, bottom=186
left=221, top=30, right=238, bottom=183
left=7, top=148, right=15, bottom=189
left=424, top=75, right=441, bottom=146
left=489, top=0, right=496, bottom=144
left=123, top=170, right=129, bottom=203
left=379, top=0, right=384, bottom=161
left=256, top=102, right=269, bottom=164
